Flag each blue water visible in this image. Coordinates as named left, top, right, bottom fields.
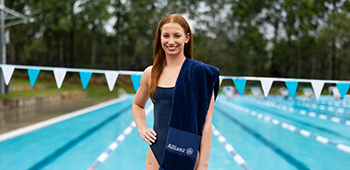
left=1, top=94, right=350, bottom=169
left=215, top=95, right=350, bottom=170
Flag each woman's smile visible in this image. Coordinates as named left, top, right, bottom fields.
left=166, top=45, right=178, bottom=51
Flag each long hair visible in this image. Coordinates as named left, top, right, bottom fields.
left=149, top=14, right=193, bottom=102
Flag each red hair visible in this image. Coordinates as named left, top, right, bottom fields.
left=149, top=14, right=193, bottom=101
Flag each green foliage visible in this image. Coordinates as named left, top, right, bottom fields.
left=5, top=0, right=350, bottom=80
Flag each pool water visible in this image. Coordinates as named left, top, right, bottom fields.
left=0, top=94, right=349, bottom=169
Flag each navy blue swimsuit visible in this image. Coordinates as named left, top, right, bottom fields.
left=151, top=86, right=174, bottom=165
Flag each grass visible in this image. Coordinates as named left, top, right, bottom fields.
left=0, top=88, right=82, bottom=99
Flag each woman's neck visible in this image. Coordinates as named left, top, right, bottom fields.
left=165, top=54, right=186, bottom=68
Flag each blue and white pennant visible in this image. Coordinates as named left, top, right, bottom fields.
left=220, top=75, right=350, bottom=99
left=0, top=64, right=142, bottom=92
left=1, top=64, right=350, bottom=99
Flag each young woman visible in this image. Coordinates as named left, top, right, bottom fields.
left=132, top=14, right=219, bottom=170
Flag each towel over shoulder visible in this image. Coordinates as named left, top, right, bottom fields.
left=159, top=58, right=220, bottom=170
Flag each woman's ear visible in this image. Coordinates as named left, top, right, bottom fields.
left=186, top=33, right=190, bottom=43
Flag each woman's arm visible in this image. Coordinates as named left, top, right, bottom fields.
left=132, top=66, right=157, bottom=145
left=196, top=92, right=215, bottom=169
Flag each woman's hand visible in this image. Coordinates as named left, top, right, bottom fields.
left=139, top=128, right=157, bottom=145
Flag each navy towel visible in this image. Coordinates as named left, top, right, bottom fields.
left=159, top=58, right=220, bottom=170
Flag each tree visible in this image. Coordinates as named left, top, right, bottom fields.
left=77, top=0, right=111, bottom=67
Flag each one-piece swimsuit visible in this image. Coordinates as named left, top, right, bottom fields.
left=150, top=86, right=174, bottom=165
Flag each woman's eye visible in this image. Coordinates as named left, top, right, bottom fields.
left=163, top=35, right=169, bottom=37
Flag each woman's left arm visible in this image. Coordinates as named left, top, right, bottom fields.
left=196, top=91, right=216, bottom=169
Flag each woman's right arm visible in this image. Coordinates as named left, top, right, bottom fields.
left=132, top=66, right=157, bottom=145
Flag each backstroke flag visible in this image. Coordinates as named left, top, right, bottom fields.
left=105, top=71, right=119, bottom=91
left=311, top=80, right=325, bottom=99
left=285, top=81, right=298, bottom=98
left=1, top=65, right=15, bottom=85
left=2, top=64, right=350, bottom=100
left=233, top=78, right=246, bottom=96
left=260, top=78, right=274, bottom=97
left=131, top=74, right=142, bottom=92
left=28, top=69, right=40, bottom=86
left=337, top=83, right=350, bottom=99
left=79, top=72, right=92, bottom=90
left=53, top=68, right=67, bottom=89
left=219, top=76, right=223, bottom=86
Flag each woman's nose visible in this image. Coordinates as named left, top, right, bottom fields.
left=168, top=37, right=175, bottom=44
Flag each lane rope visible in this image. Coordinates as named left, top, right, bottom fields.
left=87, top=104, right=153, bottom=170
left=311, top=99, right=350, bottom=108
left=294, top=101, right=350, bottom=114
left=252, top=99, right=350, bottom=126
left=295, top=100, right=350, bottom=111
left=218, top=99, right=350, bottom=154
left=212, top=125, right=252, bottom=170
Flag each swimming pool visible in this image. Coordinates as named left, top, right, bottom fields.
left=0, top=94, right=349, bottom=169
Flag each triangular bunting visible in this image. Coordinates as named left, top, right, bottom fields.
left=285, top=81, right=298, bottom=98
left=28, top=69, right=40, bottom=86
left=219, top=76, right=223, bottom=86
left=79, top=72, right=92, bottom=90
left=233, top=78, right=246, bottom=96
left=311, top=80, right=325, bottom=100
left=105, top=71, right=119, bottom=91
left=53, top=69, right=67, bottom=89
left=336, top=83, right=350, bottom=99
left=131, top=74, right=142, bottom=92
left=1, top=65, right=15, bottom=85
left=260, top=78, right=274, bottom=97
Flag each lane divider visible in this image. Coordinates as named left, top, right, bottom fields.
left=283, top=96, right=350, bottom=108
left=0, top=95, right=131, bottom=142
left=264, top=96, right=350, bottom=111
left=283, top=97, right=350, bottom=109
left=212, top=125, right=251, bottom=170
left=218, top=99, right=350, bottom=154
left=294, top=101, right=350, bottom=114
left=317, top=100, right=350, bottom=108
left=87, top=104, right=153, bottom=170
left=252, top=99, right=350, bottom=126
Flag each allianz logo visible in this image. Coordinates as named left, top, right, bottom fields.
left=167, top=143, right=194, bottom=155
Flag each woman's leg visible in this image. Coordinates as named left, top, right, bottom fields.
left=146, top=149, right=200, bottom=170
left=145, top=147, right=160, bottom=170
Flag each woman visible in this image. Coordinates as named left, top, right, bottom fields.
left=132, top=14, right=219, bottom=170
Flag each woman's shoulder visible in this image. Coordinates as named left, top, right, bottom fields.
left=138, top=65, right=153, bottom=88
left=141, top=65, right=153, bottom=80
left=144, top=65, right=153, bottom=74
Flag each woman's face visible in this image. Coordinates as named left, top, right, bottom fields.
left=160, top=22, right=190, bottom=58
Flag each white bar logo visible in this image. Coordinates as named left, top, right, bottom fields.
left=167, top=143, right=194, bottom=155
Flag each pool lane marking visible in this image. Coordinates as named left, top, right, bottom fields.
left=284, top=97, right=350, bottom=109
left=218, top=99, right=350, bottom=153
left=87, top=104, right=153, bottom=170
left=309, top=100, right=350, bottom=109
left=252, top=99, right=350, bottom=126
left=294, top=101, right=350, bottom=114
left=212, top=125, right=252, bottom=170
left=215, top=107, right=310, bottom=169
left=0, top=95, right=131, bottom=143
left=267, top=97, right=350, bottom=113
